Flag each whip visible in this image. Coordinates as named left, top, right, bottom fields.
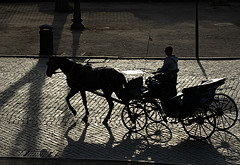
left=142, top=34, right=153, bottom=77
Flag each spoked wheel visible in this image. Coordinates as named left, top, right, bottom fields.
left=145, top=99, right=164, bottom=122
left=146, top=121, right=172, bottom=143
left=121, top=100, right=147, bottom=132
left=181, top=106, right=216, bottom=140
left=208, top=93, right=238, bottom=130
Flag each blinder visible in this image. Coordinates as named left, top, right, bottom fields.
left=46, top=57, right=59, bottom=77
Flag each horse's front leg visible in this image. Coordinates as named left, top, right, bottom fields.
left=66, top=88, right=78, bottom=116
left=103, top=92, right=114, bottom=125
left=80, top=90, right=89, bottom=123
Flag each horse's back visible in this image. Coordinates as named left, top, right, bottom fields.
left=72, top=66, right=126, bottom=91
left=94, top=67, right=126, bottom=86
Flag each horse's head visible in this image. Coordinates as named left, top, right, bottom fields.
left=46, top=56, right=59, bottom=77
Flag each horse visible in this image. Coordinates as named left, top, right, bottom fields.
left=46, top=56, right=127, bottom=125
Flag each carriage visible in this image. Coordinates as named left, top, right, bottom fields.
left=121, top=72, right=238, bottom=140
left=46, top=56, right=238, bottom=141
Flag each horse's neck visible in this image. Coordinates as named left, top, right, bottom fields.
left=58, top=58, right=76, bottom=76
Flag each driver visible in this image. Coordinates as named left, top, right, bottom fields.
left=154, top=46, right=178, bottom=84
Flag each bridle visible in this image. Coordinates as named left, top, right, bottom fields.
left=47, top=56, right=60, bottom=75
left=47, top=56, right=77, bottom=83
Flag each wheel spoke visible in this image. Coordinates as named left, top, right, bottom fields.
left=122, top=100, right=147, bottom=132
left=207, top=93, right=238, bottom=130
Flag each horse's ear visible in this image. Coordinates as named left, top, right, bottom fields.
left=48, top=54, right=57, bottom=59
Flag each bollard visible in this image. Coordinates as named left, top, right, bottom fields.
left=55, top=0, right=69, bottom=12
left=39, top=24, right=53, bottom=56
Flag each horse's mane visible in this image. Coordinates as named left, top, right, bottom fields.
left=57, top=57, right=76, bottom=66
left=57, top=57, right=92, bottom=70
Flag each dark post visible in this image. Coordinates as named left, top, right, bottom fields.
left=55, top=0, right=69, bottom=12
left=39, top=24, right=53, bottom=56
left=71, top=0, right=85, bottom=30
left=196, top=0, right=199, bottom=59
left=213, top=0, right=228, bottom=6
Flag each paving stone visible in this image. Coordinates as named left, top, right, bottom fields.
left=0, top=57, right=239, bottom=164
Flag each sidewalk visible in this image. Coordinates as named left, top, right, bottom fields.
left=0, top=1, right=240, bottom=58
left=0, top=1, right=240, bottom=165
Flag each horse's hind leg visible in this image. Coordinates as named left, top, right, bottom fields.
left=80, top=91, right=89, bottom=124
left=103, top=92, right=114, bottom=125
left=66, top=89, right=78, bottom=116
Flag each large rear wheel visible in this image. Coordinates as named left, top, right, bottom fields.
left=208, top=93, right=238, bottom=130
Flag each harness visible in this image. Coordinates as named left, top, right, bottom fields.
left=47, top=57, right=125, bottom=104
left=48, top=57, right=77, bottom=83
left=66, top=64, right=78, bottom=84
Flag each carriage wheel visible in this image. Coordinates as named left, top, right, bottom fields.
left=208, top=93, right=238, bottom=130
left=145, top=99, right=164, bottom=122
left=146, top=121, right=172, bottom=143
left=121, top=100, right=147, bottom=132
left=181, top=106, right=216, bottom=140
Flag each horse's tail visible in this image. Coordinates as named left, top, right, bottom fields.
left=114, top=72, right=128, bottom=103
left=120, top=72, right=127, bottom=88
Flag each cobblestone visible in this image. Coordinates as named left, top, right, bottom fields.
left=0, top=1, right=240, bottom=164
left=0, top=57, right=239, bottom=164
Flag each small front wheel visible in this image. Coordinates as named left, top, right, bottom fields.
left=145, top=99, right=164, bottom=122
left=182, top=106, right=216, bottom=140
left=121, top=100, right=147, bottom=132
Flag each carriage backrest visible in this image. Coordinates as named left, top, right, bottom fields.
left=182, top=78, right=225, bottom=95
left=182, top=78, right=226, bottom=105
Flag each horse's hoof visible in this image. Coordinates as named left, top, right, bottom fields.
left=102, top=119, right=108, bottom=125
left=71, top=110, right=77, bottom=116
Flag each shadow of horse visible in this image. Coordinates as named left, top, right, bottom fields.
left=46, top=56, right=127, bottom=125
left=62, top=122, right=233, bottom=164
left=62, top=122, right=149, bottom=161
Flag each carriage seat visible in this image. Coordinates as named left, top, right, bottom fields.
left=182, top=78, right=226, bottom=94
left=125, top=76, right=147, bottom=99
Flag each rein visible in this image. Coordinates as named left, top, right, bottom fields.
left=67, top=64, right=76, bottom=78
left=66, top=64, right=78, bottom=84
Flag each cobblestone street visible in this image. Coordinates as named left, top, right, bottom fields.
left=0, top=57, right=239, bottom=164
left=0, top=1, right=240, bottom=164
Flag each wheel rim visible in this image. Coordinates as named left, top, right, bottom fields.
left=208, top=93, right=238, bottom=130
left=182, top=107, right=216, bottom=140
left=121, top=100, right=147, bottom=132
left=145, top=99, right=163, bottom=122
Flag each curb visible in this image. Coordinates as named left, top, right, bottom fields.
left=0, top=157, right=165, bottom=165
left=1, top=55, right=240, bottom=61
